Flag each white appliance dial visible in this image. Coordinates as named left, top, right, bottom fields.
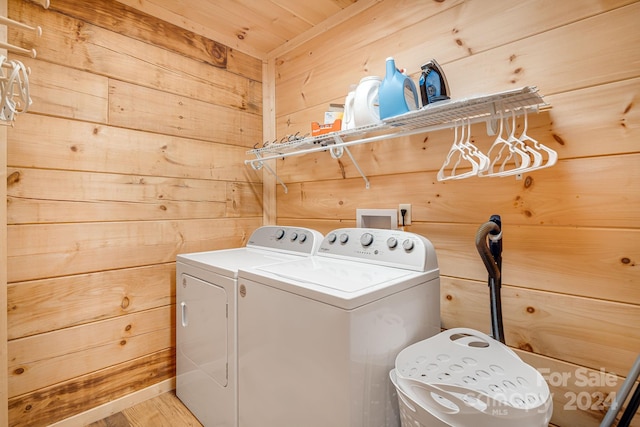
left=402, top=239, right=414, bottom=251
left=360, top=233, right=374, bottom=247
left=275, top=229, right=285, bottom=240
left=387, top=237, right=398, bottom=249
left=339, top=233, right=349, bottom=244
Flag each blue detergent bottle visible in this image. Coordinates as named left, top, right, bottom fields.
left=379, top=57, right=419, bottom=120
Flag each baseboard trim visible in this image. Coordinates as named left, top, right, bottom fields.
left=48, top=378, right=176, bottom=427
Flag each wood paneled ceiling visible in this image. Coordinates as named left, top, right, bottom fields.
left=116, top=0, right=377, bottom=60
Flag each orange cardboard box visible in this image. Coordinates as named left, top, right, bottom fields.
left=311, top=119, right=342, bottom=136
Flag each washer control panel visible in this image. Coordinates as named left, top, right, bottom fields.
left=247, top=226, right=323, bottom=255
left=319, top=228, right=437, bottom=272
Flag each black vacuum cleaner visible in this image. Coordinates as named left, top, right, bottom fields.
left=475, top=214, right=505, bottom=343
left=475, top=215, right=639, bottom=426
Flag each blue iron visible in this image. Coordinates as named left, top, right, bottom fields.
left=419, top=59, right=450, bottom=106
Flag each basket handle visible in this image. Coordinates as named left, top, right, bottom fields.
left=445, top=327, right=521, bottom=360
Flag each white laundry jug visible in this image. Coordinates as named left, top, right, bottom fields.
left=353, top=76, right=381, bottom=127
left=341, top=85, right=356, bottom=131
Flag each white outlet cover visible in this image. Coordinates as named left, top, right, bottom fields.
left=356, top=209, right=398, bottom=230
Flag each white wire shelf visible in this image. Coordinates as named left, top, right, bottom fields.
left=246, top=86, right=549, bottom=192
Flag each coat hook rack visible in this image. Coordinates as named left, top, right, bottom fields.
left=0, top=0, right=43, bottom=125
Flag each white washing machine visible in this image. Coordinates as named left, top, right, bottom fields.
left=237, top=228, right=440, bottom=427
left=176, top=226, right=324, bottom=427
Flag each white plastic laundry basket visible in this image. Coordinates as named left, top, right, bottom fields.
left=391, top=328, right=553, bottom=427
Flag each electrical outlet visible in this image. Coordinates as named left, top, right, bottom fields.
left=399, top=204, right=411, bottom=226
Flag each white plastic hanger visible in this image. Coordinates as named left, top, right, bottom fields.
left=0, top=56, right=32, bottom=124
left=437, top=120, right=480, bottom=181
left=494, top=110, right=543, bottom=176
left=460, top=117, right=490, bottom=173
left=517, top=108, right=558, bottom=170
left=479, top=109, right=530, bottom=177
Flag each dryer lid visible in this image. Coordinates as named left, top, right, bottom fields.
left=177, top=247, right=300, bottom=278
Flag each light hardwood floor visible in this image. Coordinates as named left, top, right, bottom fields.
left=87, top=391, right=202, bottom=427
left=86, top=391, right=563, bottom=427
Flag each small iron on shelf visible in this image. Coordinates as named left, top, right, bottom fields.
left=419, top=59, right=450, bottom=106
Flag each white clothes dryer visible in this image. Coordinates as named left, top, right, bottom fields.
left=237, top=228, right=440, bottom=427
left=176, top=226, right=323, bottom=427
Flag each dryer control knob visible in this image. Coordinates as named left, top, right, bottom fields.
left=290, top=232, right=298, bottom=241
left=327, top=233, right=337, bottom=243
left=299, top=233, right=307, bottom=243
left=387, top=237, right=398, bottom=249
left=402, top=239, right=415, bottom=251
left=339, top=233, right=349, bottom=244
left=275, top=229, right=285, bottom=240
left=360, top=233, right=374, bottom=247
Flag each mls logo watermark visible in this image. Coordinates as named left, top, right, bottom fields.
left=538, top=367, right=619, bottom=411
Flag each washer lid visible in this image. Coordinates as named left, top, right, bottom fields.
left=244, top=257, right=438, bottom=309
left=258, top=257, right=412, bottom=291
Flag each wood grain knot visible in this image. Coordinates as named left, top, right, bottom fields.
left=120, top=340, right=127, bottom=346
left=519, top=342, right=534, bottom=352
left=446, top=294, right=453, bottom=301
left=25, top=404, right=32, bottom=411
left=125, top=324, right=132, bottom=332
left=526, top=306, right=535, bottom=314
left=7, top=171, right=20, bottom=186
left=524, top=176, right=533, bottom=188
left=621, top=257, right=635, bottom=266
left=74, top=22, right=86, bottom=41
left=14, top=367, right=25, bottom=375
left=121, top=296, right=130, bottom=309
left=552, top=133, right=566, bottom=145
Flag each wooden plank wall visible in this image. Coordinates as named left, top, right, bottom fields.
left=4, top=0, right=263, bottom=425
left=272, top=0, right=640, bottom=426
left=1, top=0, right=9, bottom=424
